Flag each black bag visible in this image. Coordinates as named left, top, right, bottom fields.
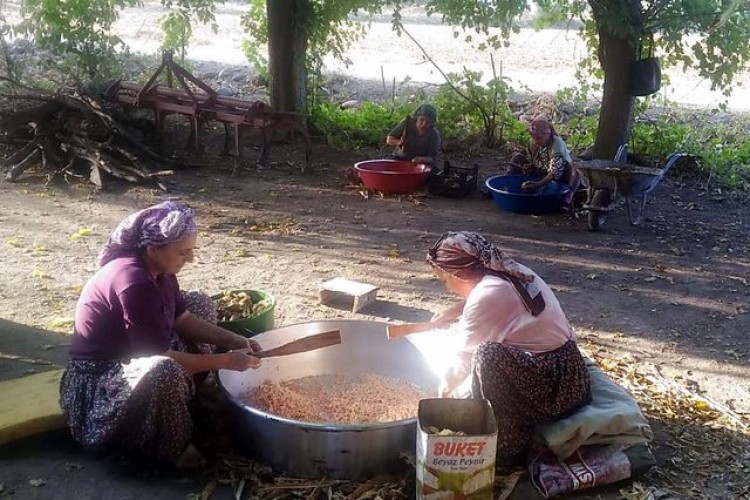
left=629, top=36, right=661, bottom=97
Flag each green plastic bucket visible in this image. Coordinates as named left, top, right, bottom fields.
left=213, top=289, right=275, bottom=337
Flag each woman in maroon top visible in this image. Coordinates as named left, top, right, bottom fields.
left=60, top=201, right=260, bottom=468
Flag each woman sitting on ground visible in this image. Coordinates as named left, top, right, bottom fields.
left=508, top=116, right=581, bottom=211
left=386, top=104, right=441, bottom=166
left=60, top=201, right=260, bottom=469
left=427, top=231, right=591, bottom=466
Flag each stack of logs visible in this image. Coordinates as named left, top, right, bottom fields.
left=0, top=88, right=181, bottom=190
left=1, top=52, right=312, bottom=189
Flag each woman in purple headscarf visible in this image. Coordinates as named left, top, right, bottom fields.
left=507, top=116, right=581, bottom=211
left=427, top=231, right=591, bottom=466
left=60, top=201, right=260, bottom=469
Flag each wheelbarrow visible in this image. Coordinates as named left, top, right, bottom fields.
left=574, top=152, right=686, bottom=231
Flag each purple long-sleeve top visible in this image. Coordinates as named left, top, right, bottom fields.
left=69, top=255, right=187, bottom=361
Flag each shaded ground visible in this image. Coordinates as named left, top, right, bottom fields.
left=0, top=134, right=749, bottom=499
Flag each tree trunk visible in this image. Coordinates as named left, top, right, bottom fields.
left=267, top=0, right=312, bottom=112
left=590, top=0, right=641, bottom=160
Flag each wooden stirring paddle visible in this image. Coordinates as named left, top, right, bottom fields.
left=386, top=321, right=437, bottom=340
left=253, top=329, right=341, bottom=358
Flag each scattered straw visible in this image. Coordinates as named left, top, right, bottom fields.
left=192, top=345, right=750, bottom=499
left=585, top=345, right=750, bottom=499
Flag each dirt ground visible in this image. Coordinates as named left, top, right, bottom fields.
left=1, top=130, right=749, bottom=499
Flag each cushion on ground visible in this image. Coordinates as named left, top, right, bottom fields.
left=0, top=369, right=65, bottom=446
left=533, top=357, right=653, bottom=459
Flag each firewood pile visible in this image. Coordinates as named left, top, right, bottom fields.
left=0, top=82, right=185, bottom=190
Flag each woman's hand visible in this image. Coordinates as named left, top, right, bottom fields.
left=438, top=369, right=463, bottom=398
left=221, top=350, right=261, bottom=371
left=521, top=181, right=538, bottom=191
left=226, top=333, right=261, bottom=353
left=411, top=156, right=432, bottom=165
left=386, top=135, right=404, bottom=147
left=246, top=338, right=261, bottom=353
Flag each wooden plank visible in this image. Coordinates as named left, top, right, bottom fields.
left=386, top=321, right=437, bottom=340
left=254, top=330, right=341, bottom=359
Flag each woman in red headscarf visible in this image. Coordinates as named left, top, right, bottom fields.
left=427, top=231, right=591, bottom=466
left=507, top=116, right=581, bottom=211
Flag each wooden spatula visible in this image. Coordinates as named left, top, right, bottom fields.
left=386, top=321, right=437, bottom=340
left=253, top=329, right=341, bottom=358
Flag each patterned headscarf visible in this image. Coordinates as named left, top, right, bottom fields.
left=427, top=231, right=544, bottom=315
left=97, top=201, right=197, bottom=268
left=528, top=116, right=557, bottom=138
left=427, top=231, right=531, bottom=282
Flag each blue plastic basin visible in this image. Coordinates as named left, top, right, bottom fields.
left=485, top=175, right=570, bottom=215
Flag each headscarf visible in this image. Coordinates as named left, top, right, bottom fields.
left=415, top=104, right=438, bottom=123
left=427, top=231, right=531, bottom=282
left=97, top=201, right=197, bottom=268
left=427, top=231, right=545, bottom=315
left=528, top=116, right=557, bottom=138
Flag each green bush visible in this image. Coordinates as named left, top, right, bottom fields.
left=559, top=109, right=750, bottom=189
left=558, top=114, right=598, bottom=154
left=433, top=68, right=517, bottom=148
left=682, top=121, right=750, bottom=189
left=309, top=101, right=416, bottom=149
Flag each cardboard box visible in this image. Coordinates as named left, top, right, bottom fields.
left=416, top=398, right=498, bottom=500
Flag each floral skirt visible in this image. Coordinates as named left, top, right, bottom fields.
left=470, top=339, right=592, bottom=465
left=59, top=291, right=216, bottom=464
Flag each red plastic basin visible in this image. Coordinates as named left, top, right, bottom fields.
left=354, top=159, right=432, bottom=194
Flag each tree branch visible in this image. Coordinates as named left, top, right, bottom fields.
left=5, top=148, right=42, bottom=181
left=396, top=22, right=492, bottom=131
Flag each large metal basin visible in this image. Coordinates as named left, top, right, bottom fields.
left=218, top=320, right=439, bottom=480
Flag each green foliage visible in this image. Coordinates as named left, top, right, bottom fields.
left=159, top=0, right=221, bottom=63
left=436, top=0, right=750, bottom=99
left=309, top=100, right=415, bottom=149
left=308, top=66, right=530, bottom=151
left=432, top=67, right=518, bottom=147
left=240, top=0, right=269, bottom=79
left=241, top=0, right=395, bottom=79
left=558, top=114, right=599, bottom=154
left=242, top=0, right=750, bottom=162
left=424, top=0, right=526, bottom=49
left=424, top=0, right=750, bottom=160
left=558, top=106, right=750, bottom=190
left=17, top=0, right=220, bottom=81
left=630, top=120, right=689, bottom=160
left=17, top=0, right=140, bottom=79
left=629, top=115, right=750, bottom=189
left=161, top=11, right=193, bottom=61
left=650, top=0, right=750, bottom=94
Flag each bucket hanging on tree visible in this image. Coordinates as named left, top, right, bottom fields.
left=629, top=35, right=661, bottom=97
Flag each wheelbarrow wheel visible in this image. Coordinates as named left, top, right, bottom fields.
left=587, top=190, right=611, bottom=231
